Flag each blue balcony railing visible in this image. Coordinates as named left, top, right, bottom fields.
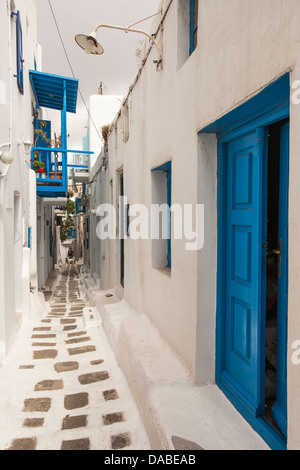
left=32, top=147, right=67, bottom=198
left=32, top=147, right=93, bottom=198
left=66, top=229, right=77, bottom=239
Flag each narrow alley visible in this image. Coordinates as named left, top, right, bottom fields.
left=2, top=0, right=300, bottom=451
left=0, top=264, right=150, bottom=451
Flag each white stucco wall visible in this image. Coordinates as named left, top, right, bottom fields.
left=86, top=0, right=300, bottom=449
left=0, top=0, right=38, bottom=359
left=88, top=94, right=122, bottom=170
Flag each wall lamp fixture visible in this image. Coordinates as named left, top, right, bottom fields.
left=75, top=10, right=162, bottom=69
left=18, top=137, right=33, bottom=155
left=0, top=143, right=13, bottom=166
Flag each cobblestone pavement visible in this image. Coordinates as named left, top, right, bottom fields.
left=0, top=265, right=150, bottom=450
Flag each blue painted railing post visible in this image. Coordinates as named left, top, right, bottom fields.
left=61, top=80, right=68, bottom=193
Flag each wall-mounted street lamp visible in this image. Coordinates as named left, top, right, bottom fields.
left=75, top=10, right=162, bottom=69
left=0, top=143, right=13, bottom=166
left=18, top=137, right=33, bottom=155
left=22, top=137, right=33, bottom=155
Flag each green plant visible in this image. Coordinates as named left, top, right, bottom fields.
left=34, top=121, right=61, bottom=148
left=101, top=124, right=111, bottom=153
left=59, top=198, right=75, bottom=242
left=31, top=157, right=46, bottom=174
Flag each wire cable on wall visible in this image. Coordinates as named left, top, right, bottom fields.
left=47, top=0, right=104, bottom=146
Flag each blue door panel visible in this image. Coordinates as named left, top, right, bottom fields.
left=222, top=129, right=266, bottom=417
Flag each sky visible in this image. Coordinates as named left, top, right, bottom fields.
left=36, top=0, right=160, bottom=149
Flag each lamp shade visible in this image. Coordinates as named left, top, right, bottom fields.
left=75, top=31, right=104, bottom=55
left=0, top=151, right=13, bottom=165
left=22, top=138, right=33, bottom=155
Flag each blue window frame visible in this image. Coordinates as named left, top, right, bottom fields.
left=12, top=11, right=24, bottom=94
left=189, top=0, right=198, bottom=55
left=152, top=161, right=172, bottom=269
left=28, top=227, right=31, bottom=249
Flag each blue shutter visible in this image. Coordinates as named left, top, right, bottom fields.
left=16, top=11, right=24, bottom=94
left=189, top=0, right=198, bottom=56
left=166, top=166, right=172, bottom=268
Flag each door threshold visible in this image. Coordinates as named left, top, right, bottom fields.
left=218, top=381, right=287, bottom=450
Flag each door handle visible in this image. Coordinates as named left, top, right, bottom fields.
left=273, top=239, right=282, bottom=279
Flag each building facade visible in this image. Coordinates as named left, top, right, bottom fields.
left=0, top=0, right=40, bottom=362
left=82, top=0, right=300, bottom=450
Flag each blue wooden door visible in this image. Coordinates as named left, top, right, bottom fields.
left=271, top=122, right=289, bottom=437
left=223, top=128, right=266, bottom=417
left=35, top=120, right=51, bottom=148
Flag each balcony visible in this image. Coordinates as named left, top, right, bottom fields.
left=29, top=70, right=93, bottom=198
left=66, top=229, right=77, bottom=239
left=33, top=147, right=92, bottom=198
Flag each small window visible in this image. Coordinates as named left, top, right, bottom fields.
left=151, top=161, right=172, bottom=269
left=190, top=0, right=198, bottom=55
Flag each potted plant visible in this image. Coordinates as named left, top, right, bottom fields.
left=34, top=122, right=63, bottom=182
left=31, top=151, right=46, bottom=177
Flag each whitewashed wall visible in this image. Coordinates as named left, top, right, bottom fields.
left=86, top=0, right=300, bottom=449
left=0, top=0, right=39, bottom=361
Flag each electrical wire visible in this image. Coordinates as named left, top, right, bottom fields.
left=127, top=10, right=162, bottom=29
left=47, top=0, right=104, bottom=145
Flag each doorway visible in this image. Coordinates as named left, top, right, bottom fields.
left=120, top=172, right=124, bottom=287
left=217, top=117, right=289, bottom=448
left=265, top=119, right=289, bottom=438
left=14, top=193, right=22, bottom=317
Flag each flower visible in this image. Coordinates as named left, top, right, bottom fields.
left=39, top=168, right=44, bottom=173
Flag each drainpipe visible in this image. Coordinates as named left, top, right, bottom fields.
left=0, top=0, right=13, bottom=178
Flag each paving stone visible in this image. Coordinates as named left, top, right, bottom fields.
left=91, top=359, right=104, bottom=366
left=65, top=336, right=91, bottom=345
left=68, top=346, right=96, bottom=356
left=63, top=325, right=77, bottom=331
left=19, top=365, right=35, bottom=370
left=103, top=389, right=119, bottom=401
left=8, top=438, right=37, bottom=451
left=32, top=343, right=57, bottom=347
left=54, top=362, right=79, bottom=373
left=34, top=379, right=64, bottom=391
left=103, top=412, right=124, bottom=426
left=23, top=418, right=44, bottom=428
left=67, top=331, right=87, bottom=338
left=60, top=319, right=76, bottom=325
left=62, top=415, right=88, bottom=430
left=61, top=438, right=90, bottom=451
left=78, top=371, right=109, bottom=385
left=33, top=349, right=58, bottom=360
left=23, top=398, right=52, bottom=412
left=31, top=334, right=56, bottom=339
left=111, top=433, right=131, bottom=450
left=64, top=392, right=89, bottom=410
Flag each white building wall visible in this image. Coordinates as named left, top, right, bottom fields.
left=87, top=0, right=300, bottom=449
left=0, top=0, right=38, bottom=361
left=88, top=94, right=122, bottom=169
